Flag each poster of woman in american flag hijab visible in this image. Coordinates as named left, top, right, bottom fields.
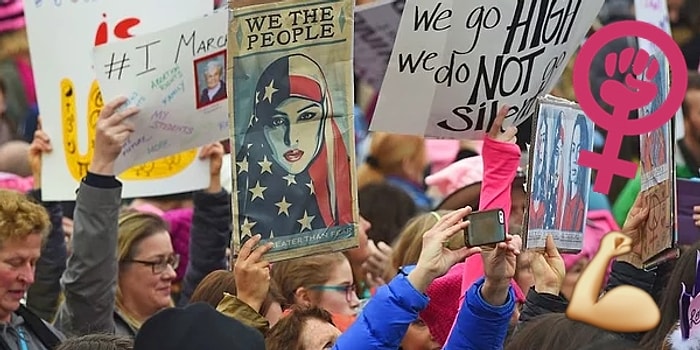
left=229, top=0, right=359, bottom=262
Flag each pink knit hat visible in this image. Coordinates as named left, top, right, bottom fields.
left=420, top=261, right=526, bottom=347
left=425, top=140, right=461, bottom=174
left=0, top=172, right=33, bottom=193
left=161, top=208, right=193, bottom=283
left=0, top=0, right=25, bottom=34
left=425, top=156, right=484, bottom=198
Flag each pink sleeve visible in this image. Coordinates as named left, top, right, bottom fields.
left=458, top=137, right=522, bottom=299
left=445, top=137, right=525, bottom=340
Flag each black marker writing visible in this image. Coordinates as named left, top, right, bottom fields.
left=135, top=40, right=161, bottom=76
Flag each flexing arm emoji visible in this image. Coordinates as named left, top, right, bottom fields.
left=565, top=231, right=660, bottom=332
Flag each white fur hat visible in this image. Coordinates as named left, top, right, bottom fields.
left=667, top=323, right=700, bottom=350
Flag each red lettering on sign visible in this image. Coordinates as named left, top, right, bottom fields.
left=94, top=13, right=142, bottom=47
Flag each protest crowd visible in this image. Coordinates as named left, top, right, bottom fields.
left=3, top=0, right=700, bottom=349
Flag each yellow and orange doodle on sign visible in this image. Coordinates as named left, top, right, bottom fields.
left=24, top=1, right=212, bottom=200
left=59, top=79, right=197, bottom=182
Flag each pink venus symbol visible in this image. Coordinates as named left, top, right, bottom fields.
left=572, top=20, right=687, bottom=195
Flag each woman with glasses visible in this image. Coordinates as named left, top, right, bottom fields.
left=271, top=252, right=360, bottom=332
left=53, top=97, right=231, bottom=337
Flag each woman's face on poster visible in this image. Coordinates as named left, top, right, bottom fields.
left=264, top=97, right=324, bottom=174
left=570, top=124, right=581, bottom=183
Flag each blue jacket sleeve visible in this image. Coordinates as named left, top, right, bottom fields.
left=333, top=274, right=428, bottom=350
left=444, top=277, right=515, bottom=350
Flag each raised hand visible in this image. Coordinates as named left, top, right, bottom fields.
left=234, top=234, right=274, bottom=313
left=487, top=105, right=517, bottom=144
left=198, top=143, right=225, bottom=193
left=481, top=233, right=521, bottom=305
left=530, top=234, right=565, bottom=295
left=693, top=205, right=700, bottom=228
left=617, top=194, right=649, bottom=268
left=408, top=207, right=481, bottom=293
left=89, top=96, right=138, bottom=176
left=28, top=118, right=52, bottom=186
left=600, top=47, right=660, bottom=111
left=363, top=239, right=393, bottom=289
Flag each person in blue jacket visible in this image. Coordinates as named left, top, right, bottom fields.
left=333, top=207, right=517, bottom=350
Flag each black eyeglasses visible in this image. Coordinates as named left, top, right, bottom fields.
left=125, top=254, right=180, bottom=274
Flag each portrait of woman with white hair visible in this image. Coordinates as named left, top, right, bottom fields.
left=196, top=52, right=227, bottom=108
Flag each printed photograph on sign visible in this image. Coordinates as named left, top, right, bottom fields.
left=195, top=50, right=228, bottom=109
left=524, top=97, right=594, bottom=253
left=640, top=53, right=671, bottom=191
left=229, top=0, right=359, bottom=262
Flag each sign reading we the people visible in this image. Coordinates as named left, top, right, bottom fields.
left=229, top=0, right=359, bottom=262
left=24, top=0, right=212, bottom=200
left=370, top=0, right=604, bottom=140
left=92, top=11, right=229, bottom=174
left=524, top=96, right=594, bottom=253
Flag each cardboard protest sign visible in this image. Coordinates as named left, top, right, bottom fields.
left=92, top=11, right=229, bottom=174
left=354, top=0, right=405, bottom=91
left=634, top=0, right=685, bottom=140
left=24, top=0, right=212, bottom=200
left=229, top=0, right=359, bottom=262
left=370, top=0, right=604, bottom=140
left=523, top=96, right=594, bottom=253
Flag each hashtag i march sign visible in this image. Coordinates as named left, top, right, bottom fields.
left=92, top=10, right=229, bottom=175
left=370, top=0, right=604, bottom=140
left=24, top=0, right=212, bottom=201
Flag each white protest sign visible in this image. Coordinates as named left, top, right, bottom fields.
left=24, top=0, right=213, bottom=200
left=93, top=10, right=229, bottom=174
left=354, top=0, right=404, bottom=91
left=634, top=0, right=684, bottom=140
left=370, top=0, right=604, bottom=140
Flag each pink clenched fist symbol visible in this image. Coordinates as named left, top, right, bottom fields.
left=600, top=47, right=660, bottom=112
left=573, top=21, right=687, bottom=196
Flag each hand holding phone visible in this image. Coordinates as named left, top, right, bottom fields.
left=465, top=208, right=507, bottom=248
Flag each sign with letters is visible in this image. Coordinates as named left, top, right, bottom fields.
left=93, top=10, right=229, bottom=174
left=23, top=0, right=212, bottom=201
left=370, top=0, right=604, bottom=140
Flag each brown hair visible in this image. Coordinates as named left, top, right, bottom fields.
left=271, top=253, right=348, bottom=308
left=357, top=133, right=426, bottom=189
left=358, top=182, right=418, bottom=245
left=115, top=210, right=172, bottom=330
left=0, top=190, right=49, bottom=246
left=505, top=313, right=620, bottom=350
left=189, top=269, right=284, bottom=316
left=683, top=71, right=700, bottom=118
left=265, top=305, right=335, bottom=350
left=55, top=334, right=133, bottom=350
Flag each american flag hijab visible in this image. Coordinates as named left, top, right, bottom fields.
left=235, top=54, right=353, bottom=241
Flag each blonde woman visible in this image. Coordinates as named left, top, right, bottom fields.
left=54, top=97, right=229, bottom=336
left=357, top=133, right=431, bottom=210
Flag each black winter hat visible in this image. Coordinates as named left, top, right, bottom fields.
left=134, top=303, right=265, bottom=350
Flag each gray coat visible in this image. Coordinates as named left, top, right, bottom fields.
left=53, top=182, right=135, bottom=337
